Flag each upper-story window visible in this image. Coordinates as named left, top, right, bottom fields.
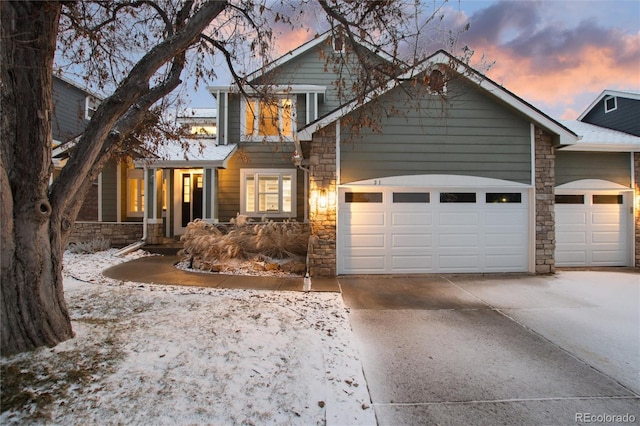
left=242, top=97, right=296, bottom=141
left=604, top=96, right=617, bottom=113
left=85, top=95, right=100, bottom=119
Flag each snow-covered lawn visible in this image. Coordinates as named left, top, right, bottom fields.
left=1, top=250, right=374, bottom=425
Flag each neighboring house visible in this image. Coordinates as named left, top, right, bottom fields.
left=63, top=31, right=640, bottom=275
left=556, top=90, right=640, bottom=268
left=51, top=75, right=103, bottom=222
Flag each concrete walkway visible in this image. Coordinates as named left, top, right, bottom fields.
left=103, top=255, right=340, bottom=292
left=340, top=271, right=640, bottom=425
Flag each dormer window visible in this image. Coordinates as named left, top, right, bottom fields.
left=242, top=97, right=296, bottom=141
left=85, top=95, right=100, bottom=119
left=604, top=96, right=617, bottom=113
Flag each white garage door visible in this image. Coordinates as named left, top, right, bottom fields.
left=338, top=186, right=530, bottom=274
left=555, top=191, right=631, bottom=266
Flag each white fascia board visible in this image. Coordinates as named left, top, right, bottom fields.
left=557, top=144, right=640, bottom=152
left=578, top=89, right=640, bottom=120
left=208, top=84, right=326, bottom=95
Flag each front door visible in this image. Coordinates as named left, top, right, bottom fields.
left=175, top=170, right=203, bottom=234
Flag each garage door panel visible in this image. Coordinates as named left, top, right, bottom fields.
left=439, top=212, right=479, bottom=225
left=592, top=251, right=626, bottom=263
left=343, top=256, right=386, bottom=272
left=591, top=212, right=622, bottom=225
left=439, top=233, right=479, bottom=248
left=592, top=231, right=622, bottom=243
left=391, top=212, right=432, bottom=226
left=557, top=210, right=587, bottom=224
left=557, top=231, right=587, bottom=244
left=343, top=233, right=385, bottom=248
left=485, top=254, right=527, bottom=269
left=392, top=255, right=433, bottom=272
left=484, top=233, right=527, bottom=247
left=392, top=233, right=433, bottom=248
left=438, top=255, right=479, bottom=270
left=342, top=211, right=385, bottom=226
left=485, top=211, right=528, bottom=226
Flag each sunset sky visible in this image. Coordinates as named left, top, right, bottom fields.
left=189, top=0, right=640, bottom=121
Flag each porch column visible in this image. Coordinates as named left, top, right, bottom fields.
left=203, top=167, right=217, bottom=222
left=145, top=168, right=164, bottom=244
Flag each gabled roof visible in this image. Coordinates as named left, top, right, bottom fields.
left=577, top=89, right=640, bottom=121
left=241, top=28, right=396, bottom=83
left=558, top=120, right=640, bottom=152
left=297, top=50, right=578, bottom=145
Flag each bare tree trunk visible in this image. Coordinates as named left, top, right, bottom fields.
left=1, top=1, right=73, bottom=356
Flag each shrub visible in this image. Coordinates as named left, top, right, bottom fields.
left=179, top=217, right=310, bottom=271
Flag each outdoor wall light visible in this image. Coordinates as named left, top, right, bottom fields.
left=318, top=189, right=328, bottom=210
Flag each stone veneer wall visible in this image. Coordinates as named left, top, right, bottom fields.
left=635, top=153, right=640, bottom=268
left=69, top=222, right=143, bottom=247
left=308, top=123, right=337, bottom=276
left=535, top=127, right=555, bottom=274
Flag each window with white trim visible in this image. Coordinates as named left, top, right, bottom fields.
left=241, top=97, right=295, bottom=141
left=127, top=168, right=144, bottom=216
left=85, top=95, right=100, bottom=119
left=604, top=96, right=617, bottom=113
left=240, top=169, right=296, bottom=217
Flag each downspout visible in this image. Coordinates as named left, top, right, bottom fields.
left=293, top=137, right=312, bottom=290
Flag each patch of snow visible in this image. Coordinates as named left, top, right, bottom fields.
left=1, top=250, right=374, bottom=425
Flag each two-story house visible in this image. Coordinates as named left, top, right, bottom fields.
left=86, top=30, right=639, bottom=275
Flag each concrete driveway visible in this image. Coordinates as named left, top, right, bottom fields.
left=339, top=270, right=639, bottom=425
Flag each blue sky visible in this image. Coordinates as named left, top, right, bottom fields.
left=187, top=0, right=640, bottom=121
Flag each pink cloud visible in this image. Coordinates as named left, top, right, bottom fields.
left=472, top=32, right=640, bottom=118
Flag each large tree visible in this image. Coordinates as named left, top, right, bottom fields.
left=1, top=0, right=458, bottom=355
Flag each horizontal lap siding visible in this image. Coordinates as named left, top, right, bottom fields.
left=340, top=79, right=532, bottom=184
left=52, top=77, right=89, bottom=142
left=556, top=151, right=631, bottom=187
left=256, top=42, right=385, bottom=117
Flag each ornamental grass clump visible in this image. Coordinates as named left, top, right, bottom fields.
left=179, top=217, right=310, bottom=274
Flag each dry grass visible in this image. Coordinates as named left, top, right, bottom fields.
left=179, top=217, right=310, bottom=273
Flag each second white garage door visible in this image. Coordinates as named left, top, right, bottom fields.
left=555, top=189, right=632, bottom=267
left=338, top=186, right=531, bottom=274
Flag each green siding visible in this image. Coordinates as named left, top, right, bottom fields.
left=340, top=78, right=533, bottom=184
left=556, top=151, right=631, bottom=187
left=255, top=40, right=386, bottom=119
left=101, top=159, right=118, bottom=222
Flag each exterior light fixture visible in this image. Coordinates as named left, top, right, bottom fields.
left=318, top=189, right=328, bottom=210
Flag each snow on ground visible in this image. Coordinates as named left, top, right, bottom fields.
left=1, top=250, right=374, bottom=426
